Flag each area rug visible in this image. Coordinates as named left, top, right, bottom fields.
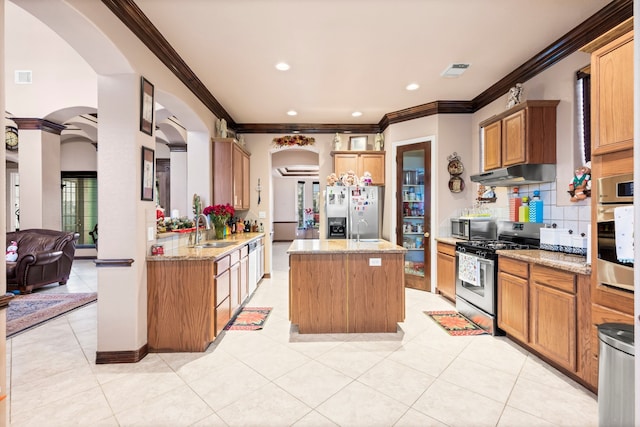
left=425, top=310, right=488, bottom=336
left=7, top=292, right=97, bottom=338
left=224, top=306, right=272, bottom=331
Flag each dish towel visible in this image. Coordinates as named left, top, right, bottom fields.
left=458, top=253, right=480, bottom=286
left=614, top=205, right=634, bottom=264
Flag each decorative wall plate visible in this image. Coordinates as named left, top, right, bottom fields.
left=449, top=176, right=465, bottom=193
left=447, top=158, right=464, bottom=176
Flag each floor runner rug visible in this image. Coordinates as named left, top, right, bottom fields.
left=224, top=306, right=272, bottom=331
left=7, top=292, right=97, bottom=338
left=424, top=310, right=488, bottom=336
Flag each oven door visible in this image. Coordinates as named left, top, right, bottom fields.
left=596, top=203, right=634, bottom=292
left=455, top=251, right=495, bottom=314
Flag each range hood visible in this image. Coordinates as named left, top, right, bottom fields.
left=470, top=164, right=556, bottom=187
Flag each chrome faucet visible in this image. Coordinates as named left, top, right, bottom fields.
left=194, top=213, right=210, bottom=245
left=356, top=217, right=368, bottom=242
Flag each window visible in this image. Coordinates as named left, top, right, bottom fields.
left=297, top=181, right=305, bottom=227
left=61, top=172, right=98, bottom=247
left=576, top=68, right=591, bottom=164
left=312, top=181, right=320, bottom=225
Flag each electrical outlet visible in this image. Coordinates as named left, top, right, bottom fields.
left=369, top=258, right=382, bottom=266
left=148, top=227, right=155, bottom=241
left=259, top=211, right=266, bottom=218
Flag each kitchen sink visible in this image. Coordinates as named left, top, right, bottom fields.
left=196, top=241, right=235, bottom=249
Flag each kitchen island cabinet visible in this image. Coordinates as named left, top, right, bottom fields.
left=288, top=239, right=405, bottom=333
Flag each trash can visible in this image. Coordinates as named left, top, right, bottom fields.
left=598, top=323, right=635, bottom=427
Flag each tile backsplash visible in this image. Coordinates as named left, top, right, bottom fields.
left=440, top=181, right=592, bottom=238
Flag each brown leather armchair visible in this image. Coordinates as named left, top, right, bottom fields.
left=6, top=229, right=79, bottom=294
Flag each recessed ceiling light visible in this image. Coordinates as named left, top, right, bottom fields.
left=352, top=111, right=362, bottom=117
left=441, top=63, right=470, bottom=78
left=287, top=110, right=297, bottom=116
left=275, top=62, right=290, bottom=71
left=406, top=83, right=420, bottom=91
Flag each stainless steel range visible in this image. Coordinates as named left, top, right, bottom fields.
left=455, top=221, right=545, bottom=335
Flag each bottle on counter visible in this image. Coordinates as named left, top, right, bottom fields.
left=509, top=187, right=521, bottom=222
left=529, top=190, right=543, bottom=223
left=519, top=196, right=530, bottom=223
left=258, top=222, right=264, bottom=233
left=244, top=220, right=251, bottom=233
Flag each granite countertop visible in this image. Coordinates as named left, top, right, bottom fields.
left=147, top=232, right=265, bottom=261
left=287, top=238, right=406, bottom=254
left=496, top=249, right=591, bottom=275
left=435, top=236, right=463, bottom=245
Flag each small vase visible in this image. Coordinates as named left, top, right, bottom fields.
left=212, top=219, right=225, bottom=239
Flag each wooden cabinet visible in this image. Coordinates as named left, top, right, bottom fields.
left=591, top=30, right=633, bottom=155
left=479, top=100, right=559, bottom=171
left=529, top=265, right=577, bottom=372
left=497, top=257, right=529, bottom=343
left=212, top=138, right=251, bottom=210
left=497, top=256, right=594, bottom=391
left=436, top=242, right=456, bottom=302
left=331, top=151, right=385, bottom=185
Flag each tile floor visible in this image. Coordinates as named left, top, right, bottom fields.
left=6, top=242, right=598, bottom=426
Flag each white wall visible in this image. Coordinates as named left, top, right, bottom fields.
left=60, top=141, right=97, bottom=171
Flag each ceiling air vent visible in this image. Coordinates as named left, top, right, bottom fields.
left=441, top=63, right=470, bottom=78
left=15, top=70, right=32, bottom=84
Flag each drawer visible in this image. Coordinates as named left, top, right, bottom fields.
left=216, top=296, right=231, bottom=336
left=499, top=257, right=529, bottom=278
left=531, top=264, right=575, bottom=293
left=437, top=242, right=456, bottom=257
left=229, top=249, right=240, bottom=265
left=215, top=255, right=230, bottom=275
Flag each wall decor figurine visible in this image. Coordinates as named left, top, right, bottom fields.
left=506, top=83, right=524, bottom=109
left=568, top=162, right=591, bottom=202
left=333, top=133, right=342, bottom=151
left=374, top=133, right=384, bottom=151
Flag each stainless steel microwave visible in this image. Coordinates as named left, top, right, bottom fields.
left=596, top=173, right=634, bottom=292
left=451, top=217, right=497, bottom=240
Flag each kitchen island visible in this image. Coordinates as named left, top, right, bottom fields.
left=287, top=239, right=406, bottom=334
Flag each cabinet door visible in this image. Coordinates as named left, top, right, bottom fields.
left=592, top=31, right=634, bottom=154
left=497, top=271, right=529, bottom=342
left=232, top=145, right=244, bottom=209
left=229, top=261, right=240, bottom=314
left=242, top=151, right=250, bottom=209
left=483, top=121, right=502, bottom=171
left=502, top=109, right=526, bottom=166
left=359, top=153, right=385, bottom=185
left=333, top=153, right=358, bottom=177
left=212, top=139, right=233, bottom=206
left=436, top=244, right=456, bottom=301
left=239, top=256, right=248, bottom=304
left=530, top=282, right=577, bottom=372
left=214, top=269, right=231, bottom=335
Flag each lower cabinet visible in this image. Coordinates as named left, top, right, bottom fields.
left=498, top=257, right=530, bottom=343
left=436, top=242, right=456, bottom=301
left=497, top=256, right=593, bottom=390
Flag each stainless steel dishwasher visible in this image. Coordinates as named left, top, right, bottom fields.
left=597, top=323, right=635, bottom=427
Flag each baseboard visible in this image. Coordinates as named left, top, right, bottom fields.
left=96, top=343, right=148, bottom=364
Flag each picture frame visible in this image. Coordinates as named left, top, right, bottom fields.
left=141, top=146, right=155, bottom=201
left=349, top=136, right=367, bottom=151
left=140, top=76, right=154, bottom=136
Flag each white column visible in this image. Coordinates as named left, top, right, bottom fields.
left=14, top=119, right=64, bottom=230
left=96, top=73, right=154, bottom=357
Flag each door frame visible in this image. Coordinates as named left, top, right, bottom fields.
left=391, top=135, right=437, bottom=292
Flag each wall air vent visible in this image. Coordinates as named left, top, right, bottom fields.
left=441, top=63, right=470, bottom=78
left=15, top=70, right=32, bottom=84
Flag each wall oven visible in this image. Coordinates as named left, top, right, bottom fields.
left=596, top=173, right=634, bottom=292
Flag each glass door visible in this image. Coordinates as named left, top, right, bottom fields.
left=397, top=142, right=431, bottom=291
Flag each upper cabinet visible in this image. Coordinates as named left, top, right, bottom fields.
left=331, top=151, right=385, bottom=185
left=212, top=138, right=251, bottom=210
left=479, top=100, right=559, bottom=171
left=591, top=30, right=633, bottom=155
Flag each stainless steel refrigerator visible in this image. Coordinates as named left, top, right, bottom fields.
left=326, top=186, right=383, bottom=240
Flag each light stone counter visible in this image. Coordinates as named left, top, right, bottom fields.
left=496, top=249, right=591, bottom=275
left=287, top=238, right=406, bottom=254
left=146, top=232, right=265, bottom=261
left=435, top=236, right=463, bottom=245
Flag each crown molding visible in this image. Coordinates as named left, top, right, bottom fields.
left=107, top=0, right=632, bottom=134
left=12, top=118, right=66, bottom=134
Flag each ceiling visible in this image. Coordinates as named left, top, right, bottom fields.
left=107, top=0, right=625, bottom=134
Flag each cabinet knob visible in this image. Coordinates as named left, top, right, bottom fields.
left=424, top=232, right=430, bottom=238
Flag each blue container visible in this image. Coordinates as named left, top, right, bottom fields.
left=529, top=190, right=543, bottom=223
